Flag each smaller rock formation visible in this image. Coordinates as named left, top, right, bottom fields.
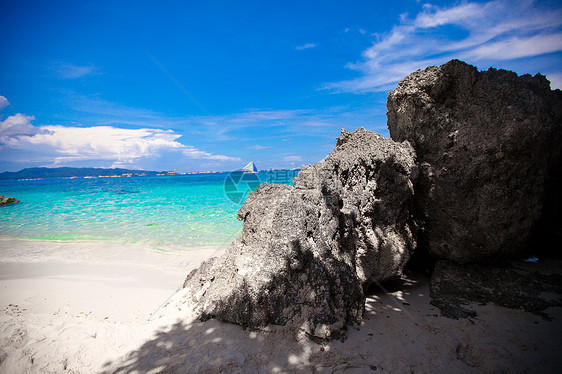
left=183, top=128, right=417, bottom=340
left=0, top=195, right=19, bottom=205
left=387, top=59, right=562, bottom=263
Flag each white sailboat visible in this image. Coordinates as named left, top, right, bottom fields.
left=242, top=161, right=259, bottom=173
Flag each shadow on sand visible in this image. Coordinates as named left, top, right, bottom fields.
left=101, top=274, right=431, bottom=373
left=102, top=318, right=291, bottom=373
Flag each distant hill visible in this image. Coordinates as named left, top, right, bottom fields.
left=0, top=167, right=161, bottom=180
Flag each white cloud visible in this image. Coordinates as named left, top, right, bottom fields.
left=182, top=146, right=239, bottom=161
left=300, top=120, right=336, bottom=127
left=326, top=0, right=562, bottom=93
left=0, top=114, right=239, bottom=166
left=0, top=114, right=40, bottom=137
left=463, top=33, right=562, bottom=61
left=248, top=144, right=271, bottom=151
left=231, top=109, right=309, bottom=122
left=283, top=155, right=302, bottom=162
left=413, top=2, right=484, bottom=28
left=0, top=96, right=9, bottom=111
left=545, top=72, right=562, bottom=89
left=64, top=93, right=200, bottom=130
left=295, top=43, right=317, bottom=50
left=213, top=106, right=388, bottom=145
left=25, top=92, right=349, bottom=154
left=52, top=62, right=98, bottom=79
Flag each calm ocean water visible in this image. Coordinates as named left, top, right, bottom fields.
left=0, top=171, right=296, bottom=251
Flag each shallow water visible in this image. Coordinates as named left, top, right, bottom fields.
left=0, top=171, right=296, bottom=251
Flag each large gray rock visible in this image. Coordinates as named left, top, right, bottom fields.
left=183, top=128, right=417, bottom=340
left=294, top=129, right=418, bottom=285
left=387, top=59, right=562, bottom=263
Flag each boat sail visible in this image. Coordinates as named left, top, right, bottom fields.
left=242, top=161, right=259, bottom=173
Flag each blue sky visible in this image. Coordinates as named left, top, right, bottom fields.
left=1, top=0, right=561, bottom=172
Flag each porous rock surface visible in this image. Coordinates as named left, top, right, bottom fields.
left=430, top=259, right=562, bottom=320
left=387, top=59, right=562, bottom=263
left=183, top=128, right=417, bottom=340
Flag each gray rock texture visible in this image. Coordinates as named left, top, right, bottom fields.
left=183, top=128, right=417, bottom=340
left=387, top=59, right=562, bottom=263
left=430, top=259, right=562, bottom=320
left=0, top=195, right=19, bottom=205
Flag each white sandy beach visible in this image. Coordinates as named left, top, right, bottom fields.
left=1, top=238, right=561, bottom=373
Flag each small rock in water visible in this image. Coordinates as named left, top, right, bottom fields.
left=0, top=195, right=20, bottom=205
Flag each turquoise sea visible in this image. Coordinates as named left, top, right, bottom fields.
left=0, top=171, right=297, bottom=251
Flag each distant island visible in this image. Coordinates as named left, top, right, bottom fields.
left=0, top=167, right=219, bottom=180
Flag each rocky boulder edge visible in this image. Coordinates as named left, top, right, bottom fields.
left=183, top=129, right=417, bottom=341
left=429, top=258, right=562, bottom=320
left=388, top=60, right=562, bottom=320
left=387, top=59, right=562, bottom=263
